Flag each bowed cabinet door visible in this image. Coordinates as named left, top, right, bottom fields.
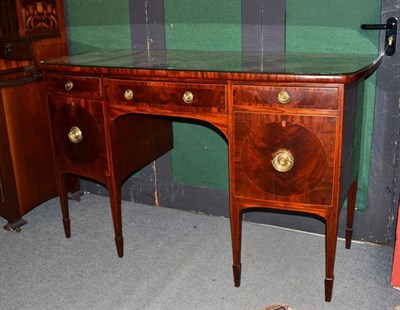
left=233, top=111, right=337, bottom=207
left=47, top=95, right=109, bottom=185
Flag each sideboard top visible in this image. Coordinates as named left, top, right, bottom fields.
left=38, top=50, right=382, bottom=83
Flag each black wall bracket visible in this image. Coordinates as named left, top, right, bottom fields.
left=361, top=17, right=398, bottom=56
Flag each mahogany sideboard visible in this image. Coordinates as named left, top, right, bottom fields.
left=38, top=50, right=381, bottom=302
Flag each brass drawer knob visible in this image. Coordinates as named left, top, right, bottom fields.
left=183, top=91, right=194, bottom=104
left=124, top=89, right=134, bottom=100
left=277, top=91, right=290, bottom=104
left=272, top=149, right=294, bottom=172
left=65, top=80, right=74, bottom=91
left=68, top=126, right=83, bottom=143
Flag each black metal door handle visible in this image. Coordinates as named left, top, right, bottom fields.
left=361, top=17, right=398, bottom=56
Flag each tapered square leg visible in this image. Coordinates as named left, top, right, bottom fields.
left=346, top=180, right=357, bottom=249
left=325, top=276, right=334, bottom=302
left=109, top=182, right=124, bottom=258
left=115, top=236, right=124, bottom=258
left=58, top=173, right=71, bottom=239
left=62, top=218, right=71, bottom=238
left=233, top=263, right=242, bottom=287
left=325, top=210, right=339, bottom=302
left=230, top=200, right=243, bottom=287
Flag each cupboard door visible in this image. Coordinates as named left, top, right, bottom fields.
left=233, top=112, right=337, bottom=206
left=48, top=95, right=108, bottom=180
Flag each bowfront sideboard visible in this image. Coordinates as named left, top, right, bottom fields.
left=38, top=50, right=381, bottom=301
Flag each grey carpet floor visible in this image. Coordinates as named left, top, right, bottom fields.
left=0, top=193, right=399, bottom=310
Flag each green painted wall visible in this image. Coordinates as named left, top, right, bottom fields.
left=66, top=0, right=131, bottom=55
left=164, top=0, right=241, bottom=190
left=286, top=0, right=381, bottom=54
left=286, top=0, right=381, bottom=210
left=164, top=0, right=242, bottom=52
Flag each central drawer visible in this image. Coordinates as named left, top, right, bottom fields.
left=105, top=79, right=226, bottom=113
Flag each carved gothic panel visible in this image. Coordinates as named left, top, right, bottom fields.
left=21, top=0, right=59, bottom=33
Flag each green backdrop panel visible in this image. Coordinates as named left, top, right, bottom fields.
left=164, top=0, right=241, bottom=190
left=172, top=122, right=228, bottom=190
left=286, top=0, right=381, bottom=210
left=164, top=0, right=242, bottom=51
left=66, top=0, right=131, bottom=55
left=286, top=0, right=381, bottom=53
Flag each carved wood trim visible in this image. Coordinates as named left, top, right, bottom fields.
left=16, top=0, right=61, bottom=37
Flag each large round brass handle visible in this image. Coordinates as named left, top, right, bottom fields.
left=183, top=91, right=194, bottom=104
left=65, top=80, right=73, bottom=91
left=124, top=89, right=134, bottom=100
left=277, top=91, right=290, bottom=104
left=68, top=126, right=83, bottom=143
left=272, top=149, right=294, bottom=172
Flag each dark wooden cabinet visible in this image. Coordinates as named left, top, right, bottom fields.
left=0, top=0, right=67, bottom=231
left=1, top=0, right=67, bottom=60
left=0, top=77, right=57, bottom=229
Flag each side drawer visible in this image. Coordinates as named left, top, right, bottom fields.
left=233, top=85, right=338, bottom=110
left=44, top=74, right=102, bottom=98
left=105, top=79, right=226, bottom=113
